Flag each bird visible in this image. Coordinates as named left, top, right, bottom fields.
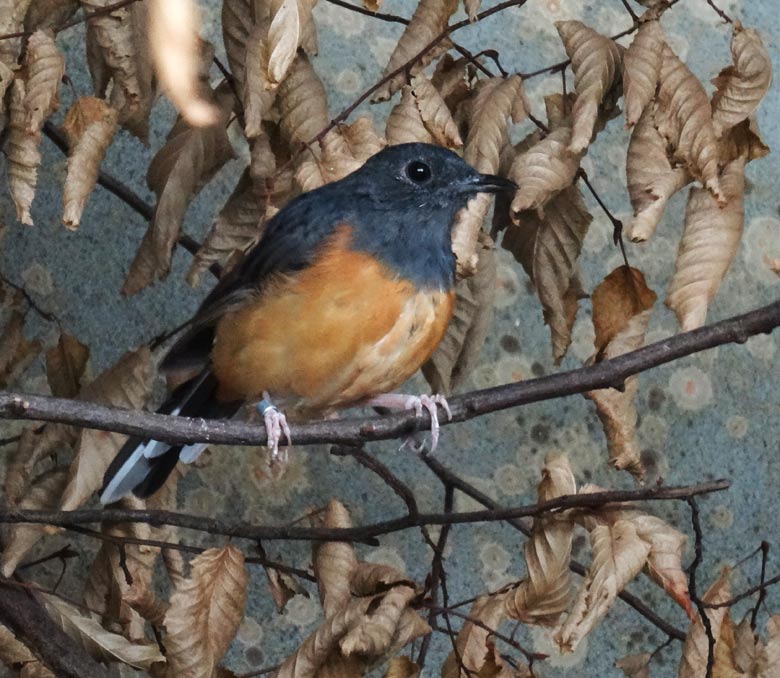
left=100, top=142, right=516, bottom=504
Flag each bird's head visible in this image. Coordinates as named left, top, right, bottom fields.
left=342, top=142, right=517, bottom=212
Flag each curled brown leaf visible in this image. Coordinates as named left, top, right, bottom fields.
left=509, top=126, right=582, bottom=214
left=626, top=105, right=692, bottom=243
left=23, top=29, right=64, bottom=134
left=503, top=185, right=592, bottom=363
left=505, top=453, right=576, bottom=625
left=371, top=0, right=458, bottom=102
left=61, top=97, right=119, bottom=229
left=622, top=18, right=665, bottom=128
left=655, top=44, right=722, bottom=203
left=164, top=544, right=249, bottom=678
left=711, top=24, right=772, bottom=137
left=555, top=20, right=622, bottom=154
left=666, top=156, right=746, bottom=331
left=5, top=79, right=42, bottom=225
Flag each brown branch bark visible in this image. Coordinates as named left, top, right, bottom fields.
left=0, top=480, right=729, bottom=543
left=0, top=298, right=777, bottom=446
left=0, top=578, right=110, bottom=678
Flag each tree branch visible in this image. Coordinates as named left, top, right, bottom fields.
left=0, top=480, right=729, bottom=544
left=0, top=578, right=110, bottom=678
left=0, top=298, right=777, bottom=446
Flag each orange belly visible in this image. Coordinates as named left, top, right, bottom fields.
left=211, top=227, right=454, bottom=415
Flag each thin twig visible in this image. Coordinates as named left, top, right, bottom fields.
left=0, top=480, right=729, bottom=544
left=704, top=0, right=733, bottom=23
left=0, top=0, right=141, bottom=41
left=577, top=168, right=629, bottom=267
left=751, top=541, right=771, bottom=629
left=1, top=298, right=777, bottom=446
left=687, top=497, right=715, bottom=678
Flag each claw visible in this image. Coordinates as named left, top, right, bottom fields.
left=368, top=393, right=451, bottom=452
left=258, top=393, right=291, bottom=463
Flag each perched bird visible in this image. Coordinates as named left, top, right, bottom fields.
left=100, top=143, right=516, bottom=504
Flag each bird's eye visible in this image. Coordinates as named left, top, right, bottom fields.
left=406, top=161, right=431, bottom=183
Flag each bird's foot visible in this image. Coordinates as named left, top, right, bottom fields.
left=368, top=393, right=452, bottom=452
left=257, top=392, right=291, bottom=463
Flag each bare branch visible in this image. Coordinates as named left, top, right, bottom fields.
left=0, top=298, right=777, bottom=447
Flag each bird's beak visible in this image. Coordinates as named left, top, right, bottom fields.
left=465, top=173, right=518, bottom=194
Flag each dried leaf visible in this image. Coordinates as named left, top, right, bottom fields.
left=45, top=331, right=90, bottom=398
left=221, top=0, right=255, bottom=92
left=386, top=84, right=435, bottom=146
left=339, top=584, right=417, bottom=656
left=61, top=97, right=119, bottom=229
left=464, top=0, right=480, bottom=21
left=3, top=424, right=76, bottom=506
left=385, top=656, right=421, bottom=678
left=555, top=21, right=622, bottom=154
left=24, top=0, right=80, bottom=33
left=719, top=115, right=770, bottom=166
left=0, top=468, right=68, bottom=577
left=503, top=186, right=592, bottom=363
left=339, top=117, right=385, bottom=161
left=40, top=592, right=165, bottom=669
left=679, top=568, right=731, bottom=678
left=241, top=18, right=275, bottom=139
left=0, top=622, right=36, bottom=665
left=371, top=0, right=458, bottom=102
left=626, top=105, right=692, bottom=243
left=267, top=0, right=300, bottom=86
left=711, top=24, right=772, bottom=137
left=0, top=310, right=43, bottom=388
left=5, top=78, right=42, bottom=225
left=60, top=346, right=154, bottom=510
left=585, top=350, right=645, bottom=479
left=23, top=29, right=64, bottom=134
left=464, top=75, right=529, bottom=174
left=82, top=0, right=154, bottom=140
left=314, top=499, right=358, bottom=617
left=509, top=126, right=582, bottom=214
left=277, top=595, right=377, bottom=678
left=730, top=617, right=760, bottom=674
left=149, top=0, right=219, bottom=126
left=187, top=170, right=264, bottom=286
left=442, top=594, right=506, bottom=678
left=123, top=93, right=235, bottom=295
left=622, top=19, right=665, bottom=127
left=666, top=156, right=745, bottom=330
left=423, top=236, right=496, bottom=394
left=616, top=652, right=651, bottom=678
left=655, top=44, right=722, bottom=202
left=277, top=53, right=329, bottom=146
left=409, top=73, right=461, bottom=148
left=451, top=75, right=526, bottom=276
left=758, top=615, right=780, bottom=677
left=505, top=453, right=575, bottom=625
left=164, top=545, right=249, bottom=678
left=554, top=520, right=651, bottom=652
left=591, top=266, right=657, bottom=357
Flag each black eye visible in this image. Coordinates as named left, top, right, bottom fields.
left=406, top=161, right=431, bottom=183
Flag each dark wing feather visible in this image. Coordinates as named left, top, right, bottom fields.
left=161, top=185, right=349, bottom=372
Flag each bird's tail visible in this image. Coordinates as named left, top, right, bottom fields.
left=99, top=369, right=237, bottom=504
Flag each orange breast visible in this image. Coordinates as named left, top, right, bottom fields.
left=211, top=226, right=454, bottom=414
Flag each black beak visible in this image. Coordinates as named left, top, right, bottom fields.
left=467, top=173, right=518, bottom=194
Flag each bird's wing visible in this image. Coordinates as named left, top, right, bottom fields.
left=161, top=187, right=344, bottom=372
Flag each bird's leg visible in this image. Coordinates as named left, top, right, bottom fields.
left=367, top=393, right=452, bottom=452
left=257, top=392, right=291, bottom=462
